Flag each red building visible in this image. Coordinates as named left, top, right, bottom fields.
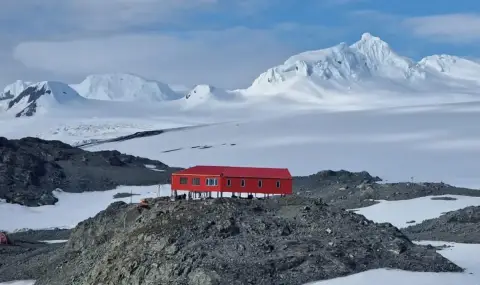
left=171, top=165, right=292, bottom=198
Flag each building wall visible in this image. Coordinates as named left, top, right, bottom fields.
left=221, top=177, right=292, bottom=195
left=171, top=174, right=222, bottom=192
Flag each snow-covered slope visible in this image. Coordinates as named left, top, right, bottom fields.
left=244, top=33, right=480, bottom=105
left=169, top=84, right=192, bottom=95
left=6, top=81, right=86, bottom=117
left=71, top=73, right=182, bottom=102
left=418, top=54, right=480, bottom=83
left=0, top=80, right=32, bottom=100
left=183, top=84, right=244, bottom=107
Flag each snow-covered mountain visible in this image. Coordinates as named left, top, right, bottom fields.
left=70, top=73, right=182, bottom=102
left=183, top=84, right=244, bottom=107
left=6, top=81, right=86, bottom=117
left=0, top=80, right=33, bottom=100
left=418, top=54, right=480, bottom=83
left=3, top=33, right=480, bottom=110
left=244, top=33, right=480, bottom=103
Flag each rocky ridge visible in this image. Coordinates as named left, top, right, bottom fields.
left=0, top=136, right=178, bottom=206
left=403, top=206, right=480, bottom=243
left=30, top=196, right=462, bottom=285
left=293, top=170, right=480, bottom=209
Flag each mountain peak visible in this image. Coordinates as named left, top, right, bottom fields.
left=352, top=33, right=391, bottom=52
left=1, top=80, right=33, bottom=100
left=360, top=32, right=374, bottom=40
left=359, top=32, right=383, bottom=43
left=351, top=32, right=416, bottom=77
left=71, top=73, right=182, bottom=102
left=7, top=81, right=85, bottom=117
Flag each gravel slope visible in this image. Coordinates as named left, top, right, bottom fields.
left=293, top=170, right=480, bottom=209
left=30, top=196, right=462, bottom=285
left=403, top=206, right=480, bottom=243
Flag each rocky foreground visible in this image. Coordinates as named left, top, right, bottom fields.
left=403, top=206, right=480, bottom=244
left=294, top=170, right=480, bottom=209
left=0, top=136, right=180, bottom=206
left=0, top=196, right=458, bottom=285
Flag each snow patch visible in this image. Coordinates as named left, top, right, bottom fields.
left=352, top=195, right=480, bottom=228
left=39, top=240, right=68, bottom=244
left=0, top=186, right=174, bottom=232
left=0, top=281, right=36, bottom=285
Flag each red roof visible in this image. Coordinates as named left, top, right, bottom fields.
left=173, top=165, right=292, bottom=179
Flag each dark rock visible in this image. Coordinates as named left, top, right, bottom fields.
left=0, top=228, right=71, bottom=282
left=7, top=228, right=71, bottom=242
left=7, top=85, right=51, bottom=117
left=404, top=206, right=480, bottom=243
left=33, top=196, right=462, bottom=285
left=0, top=136, right=174, bottom=207
left=113, top=192, right=140, bottom=199
left=431, top=197, right=458, bottom=201
left=293, top=170, right=480, bottom=209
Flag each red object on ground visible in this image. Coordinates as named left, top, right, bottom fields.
left=138, top=199, right=150, bottom=209
left=171, top=165, right=292, bottom=195
left=0, top=232, right=9, bottom=245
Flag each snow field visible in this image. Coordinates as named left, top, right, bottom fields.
left=352, top=195, right=480, bottom=228
left=82, top=102, right=480, bottom=189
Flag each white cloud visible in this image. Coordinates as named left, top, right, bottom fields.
left=12, top=27, right=301, bottom=89
left=1, top=0, right=218, bottom=34
left=0, top=0, right=273, bottom=40
left=403, top=13, right=480, bottom=43
left=0, top=1, right=306, bottom=89
left=0, top=1, right=345, bottom=89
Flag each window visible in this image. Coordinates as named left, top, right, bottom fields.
left=227, top=179, right=231, bottom=186
left=180, top=177, right=188, bottom=184
left=276, top=180, right=281, bottom=188
left=241, top=179, right=245, bottom=187
left=206, top=178, right=218, bottom=186
left=258, top=180, right=262, bottom=188
left=192, top=178, right=200, bottom=185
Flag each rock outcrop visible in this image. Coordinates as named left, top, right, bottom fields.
left=0, top=136, right=177, bottom=206
left=403, top=206, right=480, bottom=243
left=294, top=170, right=480, bottom=209
left=34, top=196, right=462, bottom=285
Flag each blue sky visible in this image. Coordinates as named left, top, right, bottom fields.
left=1, top=0, right=480, bottom=89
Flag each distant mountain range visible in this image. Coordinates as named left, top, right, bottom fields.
left=2, top=33, right=480, bottom=116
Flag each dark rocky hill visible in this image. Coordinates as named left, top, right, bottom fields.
left=28, top=196, right=462, bottom=285
left=0, top=239, right=63, bottom=282
left=293, top=170, right=480, bottom=209
left=403, top=206, right=480, bottom=243
left=0, top=136, right=179, bottom=206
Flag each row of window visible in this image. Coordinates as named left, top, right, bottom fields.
left=179, top=177, right=281, bottom=188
